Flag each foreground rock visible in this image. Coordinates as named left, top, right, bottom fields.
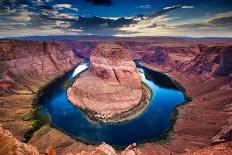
left=183, top=142, right=232, bottom=155
left=67, top=44, right=144, bottom=122
left=0, top=124, right=39, bottom=155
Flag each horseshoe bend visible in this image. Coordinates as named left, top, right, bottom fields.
left=0, top=37, right=232, bottom=155
left=67, top=44, right=151, bottom=122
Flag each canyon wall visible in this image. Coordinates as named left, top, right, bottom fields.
left=0, top=40, right=86, bottom=153
left=0, top=40, right=80, bottom=95
left=139, top=44, right=232, bottom=153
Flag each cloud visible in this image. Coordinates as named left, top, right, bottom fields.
left=208, top=11, right=232, bottom=27
left=65, top=5, right=185, bottom=34
left=68, top=16, right=135, bottom=33
left=114, top=5, right=194, bottom=36
left=0, top=1, right=194, bottom=37
left=54, top=4, right=72, bottom=8
left=137, top=4, right=152, bottom=9
left=163, top=5, right=193, bottom=10
left=146, top=23, right=157, bottom=28
left=85, top=0, right=113, bottom=6
left=181, top=6, right=194, bottom=9
left=163, top=5, right=181, bottom=10
left=173, top=11, right=232, bottom=30
left=10, top=12, right=31, bottom=21
left=54, top=4, right=79, bottom=11
left=149, top=5, right=183, bottom=18
left=4, top=1, right=227, bottom=37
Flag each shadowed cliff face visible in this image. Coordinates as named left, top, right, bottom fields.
left=71, top=41, right=97, bottom=58
left=67, top=44, right=142, bottom=120
left=177, top=46, right=232, bottom=77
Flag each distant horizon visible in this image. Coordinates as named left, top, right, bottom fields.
left=2, top=34, right=232, bottom=40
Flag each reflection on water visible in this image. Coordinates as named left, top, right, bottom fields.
left=41, top=61, right=185, bottom=146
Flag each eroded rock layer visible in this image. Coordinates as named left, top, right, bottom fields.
left=67, top=44, right=142, bottom=120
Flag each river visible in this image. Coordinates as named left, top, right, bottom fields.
left=41, top=60, right=185, bottom=146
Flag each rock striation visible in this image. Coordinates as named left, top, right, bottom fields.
left=67, top=44, right=143, bottom=121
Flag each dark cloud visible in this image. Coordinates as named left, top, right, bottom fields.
left=0, top=0, right=54, bottom=13
left=72, top=5, right=184, bottom=31
left=177, top=23, right=208, bottom=29
left=37, top=4, right=54, bottom=10
left=175, top=12, right=232, bottom=30
left=146, top=23, right=157, bottom=28
left=208, top=15, right=232, bottom=27
left=74, top=16, right=134, bottom=29
left=149, top=5, right=182, bottom=18
left=85, top=0, right=113, bottom=6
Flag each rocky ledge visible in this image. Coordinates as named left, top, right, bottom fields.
left=67, top=44, right=150, bottom=122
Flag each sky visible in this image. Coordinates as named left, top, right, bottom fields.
left=0, top=0, right=232, bottom=37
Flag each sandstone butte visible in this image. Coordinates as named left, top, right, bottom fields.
left=67, top=44, right=144, bottom=122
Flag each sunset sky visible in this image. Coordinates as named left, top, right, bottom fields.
left=0, top=0, right=232, bottom=37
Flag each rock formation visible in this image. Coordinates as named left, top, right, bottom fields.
left=212, top=116, right=232, bottom=145
left=67, top=44, right=143, bottom=121
left=0, top=124, right=40, bottom=155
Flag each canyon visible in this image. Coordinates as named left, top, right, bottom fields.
left=0, top=37, right=232, bottom=154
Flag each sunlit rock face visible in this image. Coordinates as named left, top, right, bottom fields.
left=67, top=44, right=142, bottom=120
